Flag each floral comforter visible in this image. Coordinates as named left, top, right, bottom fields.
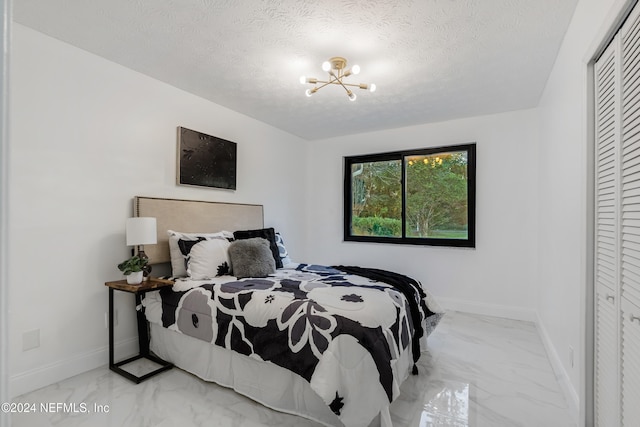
left=142, top=264, right=443, bottom=426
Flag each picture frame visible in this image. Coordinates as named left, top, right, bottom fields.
left=177, top=126, right=237, bottom=190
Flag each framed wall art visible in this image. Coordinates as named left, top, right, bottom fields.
left=177, top=126, right=237, bottom=190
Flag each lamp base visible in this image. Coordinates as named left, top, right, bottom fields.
left=138, top=247, right=152, bottom=281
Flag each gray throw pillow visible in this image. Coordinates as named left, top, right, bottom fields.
left=228, top=237, right=276, bottom=279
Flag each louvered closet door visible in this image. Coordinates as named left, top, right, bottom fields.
left=621, top=299, right=640, bottom=424
left=595, top=37, right=621, bottom=427
left=620, top=5, right=640, bottom=425
left=595, top=287, right=621, bottom=426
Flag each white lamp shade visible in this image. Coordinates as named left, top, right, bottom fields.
left=126, top=217, right=157, bottom=246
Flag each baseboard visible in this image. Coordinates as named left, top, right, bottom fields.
left=435, top=296, right=538, bottom=322
left=535, top=314, right=580, bottom=424
left=10, top=337, right=138, bottom=398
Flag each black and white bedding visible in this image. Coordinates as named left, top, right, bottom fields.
left=142, top=263, right=443, bottom=427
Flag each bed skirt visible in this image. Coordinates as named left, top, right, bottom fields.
left=149, top=323, right=408, bottom=427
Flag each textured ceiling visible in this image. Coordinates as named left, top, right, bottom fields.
left=14, top=0, right=578, bottom=140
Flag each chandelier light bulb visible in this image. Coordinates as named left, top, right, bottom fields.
left=322, top=61, right=331, bottom=72
left=305, top=89, right=314, bottom=97
left=369, top=83, right=377, bottom=93
left=299, top=76, right=306, bottom=84
left=348, top=92, right=357, bottom=101
left=352, top=65, right=360, bottom=75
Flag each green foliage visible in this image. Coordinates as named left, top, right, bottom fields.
left=405, top=152, right=468, bottom=237
left=352, top=160, right=401, bottom=220
left=351, top=151, right=469, bottom=239
left=117, top=255, right=148, bottom=275
left=352, top=216, right=402, bottom=237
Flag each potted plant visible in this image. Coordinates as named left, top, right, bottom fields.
left=117, top=255, right=148, bottom=284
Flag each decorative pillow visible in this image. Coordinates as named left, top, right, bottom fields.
left=275, top=232, right=292, bottom=265
left=228, top=237, right=276, bottom=279
left=167, top=230, right=233, bottom=277
left=178, top=237, right=231, bottom=280
left=233, top=227, right=282, bottom=268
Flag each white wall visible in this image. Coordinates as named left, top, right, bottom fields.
left=306, top=109, right=540, bottom=321
left=1, top=0, right=11, bottom=424
left=536, top=0, right=623, bottom=421
left=8, top=24, right=309, bottom=396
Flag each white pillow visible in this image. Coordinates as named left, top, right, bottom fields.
left=167, top=230, right=233, bottom=277
left=182, top=238, right=231, bottom=280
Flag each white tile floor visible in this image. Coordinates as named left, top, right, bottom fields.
left=11, top=311, right=575, bottom=427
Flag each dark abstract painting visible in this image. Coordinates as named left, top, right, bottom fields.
left=177, top=127, right=237, bottom=190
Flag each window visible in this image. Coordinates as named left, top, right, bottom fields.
left=344, top=143, right=476, bottom=247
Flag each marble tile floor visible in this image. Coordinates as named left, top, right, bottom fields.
left=11, top=311, right=575, bottom=427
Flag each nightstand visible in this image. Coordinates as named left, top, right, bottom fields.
left=105, top=278, right=174, bottom=383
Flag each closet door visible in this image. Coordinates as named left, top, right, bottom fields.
left=620, top=300, right=640, bottom=424
left=594, top=37, right=621, bottom=427
left=620, top=5, right=640, bottom=424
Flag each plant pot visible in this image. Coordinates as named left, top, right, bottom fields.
left=126, top=271, right=143, bottom=285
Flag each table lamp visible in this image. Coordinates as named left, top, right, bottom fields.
left=126, top=217, right=157, bottom=280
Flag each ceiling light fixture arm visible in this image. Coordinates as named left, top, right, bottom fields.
left=329, top=69, right=356, bottom=100
left=300, top=56, right=376, bottom=101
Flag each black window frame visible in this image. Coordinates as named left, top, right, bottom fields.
left=343, top=143, right=476, bottom=248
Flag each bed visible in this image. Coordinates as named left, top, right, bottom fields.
left=132, top=196, right=443, bottom=427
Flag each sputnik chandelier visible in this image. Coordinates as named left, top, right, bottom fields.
left=300, top=57, right=376, bottom=101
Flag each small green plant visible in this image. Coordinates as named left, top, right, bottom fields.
left=117, top=255, right=148, bottom=275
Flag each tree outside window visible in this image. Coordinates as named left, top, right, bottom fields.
left=344, top=144, right=476, bottom=248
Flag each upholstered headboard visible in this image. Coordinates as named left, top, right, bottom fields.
left=133, top=196, right=264, bottom=264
